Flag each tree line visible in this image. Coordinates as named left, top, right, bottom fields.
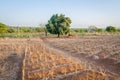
left=0, top=23, right=45, bottom=33
left=0, top=14, right=120, bottom=37
left=46, top=14, right=120, bottom=37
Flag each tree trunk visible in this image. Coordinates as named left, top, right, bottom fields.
left=44, top=28, right=48, bottom=37
left=58, top=33, right=60, bottom=38
left=45, top=30, right=47, bottom=36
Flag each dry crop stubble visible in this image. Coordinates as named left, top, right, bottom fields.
left=23, top=38, right=111, bottom=80
left=0, top=37, right=116, bottom=80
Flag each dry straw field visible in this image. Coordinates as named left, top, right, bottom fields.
left=0, top=36, right=120, bottom=80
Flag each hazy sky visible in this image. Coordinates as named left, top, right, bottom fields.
left=0, top=0, right=120, bottom=28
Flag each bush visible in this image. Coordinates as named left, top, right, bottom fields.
left=116, top=28, right=120, bottom=32
left=106, top=26, right=116, bottom=32
left=21, top=27, right=31, bottom=33
left=35, top=27, right=45, bottom=32
left=7, top=28, right=16, bottom=33
left=97, top=28, right=103, bottom=32
left=0, top=22, right=8, bottom=33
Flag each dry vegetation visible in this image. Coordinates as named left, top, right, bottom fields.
left=44, top=36, right=120, bottom=78
left=23, top=39, right=110, bottom=80
left=0, top=38, right=27, bottom=80
left=0, top=36, right=119, bottom=80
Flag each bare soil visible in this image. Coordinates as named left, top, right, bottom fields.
left=0, top=53, right=23, bottom=80
left=41, top=36, right=120, bottom=79
left=0, top=36, right=119, bottom=80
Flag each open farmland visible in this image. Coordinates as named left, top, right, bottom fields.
left=0, top=36, right=119, bottom=80
left=43, top=35, right=120, bottom=79
left=0, top=38, right=27, bottom=80
left=24, top=39, right=109, bottom=80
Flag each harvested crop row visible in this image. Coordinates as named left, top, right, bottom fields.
left=23, top=39, right=109, bottom=80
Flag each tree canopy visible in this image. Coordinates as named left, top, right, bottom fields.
left=46, top=14, right=72, bottom=37
left=0, top=22, right=8, bottom=33
left=106, top=26, right=116, bottom=32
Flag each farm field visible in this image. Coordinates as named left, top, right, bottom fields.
left=1, top=0, right=120, bottom=80
left=42, top=35, right=120, bottom=79
left=0, top=38, right=27, bottom=80
left=0, top=36, right=119, bottom=80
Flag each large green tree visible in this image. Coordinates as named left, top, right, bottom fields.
left=46, top=14, right=72, bottom=37
left=0, top=22, right=8, bottom=33
left=106, top=26, right=116, bottom=32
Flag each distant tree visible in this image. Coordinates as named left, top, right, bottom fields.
left=116, top=28, right=120, bottom=32
left=97, top=28, right=103, bottom=32
left=0, top=22, right=8, bottom=33
left=7, top=27, right=16, bottom=33
left=73, top=28, right=85, bottom=33
left=88, top=26, right=97, bottom=32
left=83, top=29, right=88, bottom=32
left=73, top=29, right=80, bottom=33
left=35, top=27, right=45, bottom=32
left=21, top=27, right=31, bottom=33
left=46, top=14, right=72, bottom=37
left=106, top=26, right=116, bottom=32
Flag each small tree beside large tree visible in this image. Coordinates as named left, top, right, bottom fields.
left=46, top=14, right=72, bottom=37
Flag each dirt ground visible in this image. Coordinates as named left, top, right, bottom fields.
left=0, top=53, right=23, bottom=80
left=0, top=38, right=27, bottom=80
left=0, top=36, right=120, bottom=80
left=41, top=36, right=120, bottom=79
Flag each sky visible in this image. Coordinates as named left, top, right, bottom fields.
left=0, top=0, right=120, bottom=28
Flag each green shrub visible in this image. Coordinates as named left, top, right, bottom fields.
left=106, top=26, right=116, bottom=32
left=0, top=22, right=8, bottom=33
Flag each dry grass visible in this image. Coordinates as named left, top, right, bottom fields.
left=46, top=36, right=120, bottom=66
left=0, top=37, right=118, bottom=80
left=23, top=38, right=110, bottom=80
